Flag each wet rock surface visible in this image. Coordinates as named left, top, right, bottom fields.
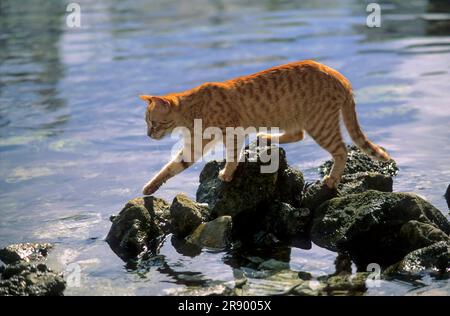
left=263, top=202, right=310, bottom=239
left=194, top=143, right=308, bottom=247
left=0, top=243, right=53, bottom=265
left=301, top=181, right=338, bottom=212
left=196, top=144, right=283, bottom=218
left=106, top=196, right=171, bottom=260
left=185, top=216, right=233, bottom=249
left=385, top=241, right=450, bottom=275
left=274, top=166, right=305, bottom=208
left=339, top=172, right=393, bottom=195
left=311, top=190, right=450, bottom=266
left=103, top=143, right=449, bottom=296
left=0, top=263, right=65, bottom=296
left=0, top=243, right=65, bottom=296
left=170, top=193, right=210, bottom=238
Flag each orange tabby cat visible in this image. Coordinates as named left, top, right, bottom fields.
left=140, top=60, right=390, bottom=195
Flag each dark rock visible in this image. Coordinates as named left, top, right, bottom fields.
left=106, top=196, right=171, bottom=260
left=258, top=259, right=290, bottom=271
left=171, top=235, right=202, bottom=257
left=0, top=262, right=65, bottom=296
left=196, top=143, right=304, bottom=217
left=196, top=144, right=282, bottom=217
left=275, top=166, right=304, bottom=208
left=0, top=243, right=53, bottom=265
left=399, top=220, right=450, bottom=252
left=170, top=193, right=210, bottom=238
left=319, top=145, right=398, bottom=177
left=252, top=231, right=282, bottom=248
left=264, top=202, right=310, bottom=238
left=301, top=172, right=392, bottom=213
left=311, top=190, right=450, bottom=266
left=339, top=172, right=393, bottom=195
left=385, top=241, right=450, bottom=275
left=301, top=181, right=338, bottom=212
left=297, top=271, right=313, bottom=281
left=445, top=184, right=450, bottom=210
left=185, top=216, right=233, bottom=249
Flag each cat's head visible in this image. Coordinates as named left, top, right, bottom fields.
left=139, top=95, right=177, bottom=140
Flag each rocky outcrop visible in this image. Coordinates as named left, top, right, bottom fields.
left=104, top=143, right=449, bottom=296
left=0, top=262, right=65, bottom=296
left=0, top=243, right=65, bottom=296
left=0, top=243, right=52, bottom=265
left=106, top=196, right=171, bottom=260
left=194, top=143, right=308, bottom=247
left=311, top=190, right=450, bottom=266
left=263, top=202, right=310, bottom=239
left=385, top=241, right=449, bottom=275
left=339, top=172, right=393, bottom=195
left=301, top=182, right=338, bottom=212
left=196, top=160, right=276, bottom=218
left=196, top=144, right=304, bottom=218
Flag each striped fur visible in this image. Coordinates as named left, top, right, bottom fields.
left=140, top=60, right=391, bottom=195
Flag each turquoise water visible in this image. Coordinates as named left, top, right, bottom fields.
left=1, top=0, right=449, bottom=295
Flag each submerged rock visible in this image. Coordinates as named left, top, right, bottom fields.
left=106, top=196, right=171, bottom=260
left=319, top=273, right=368, bottom=296
left=0, top=262, right=65, bottom=296
left=166, top=282, right=236, bottom=296
left=311, top=190, right=450, bottom=266
left=170, top=193, right=210, bottom=238
left=234, top=268, right=369, bottom=296
left=385, top=241, right=450, bottom=275
left=185, top=216, right=233, bottom=249
left=0, top=243, right=52, bottom=265
left=258, top=259, right=290, bottom=271
left=319, top=145, right=398, bottom=177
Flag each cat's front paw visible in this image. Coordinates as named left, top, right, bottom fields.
left=142, top=180, right=162, bottom=196
left=218, top=169, right=233, bottom=182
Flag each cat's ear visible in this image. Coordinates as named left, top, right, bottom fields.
left=139, top=95, right=153, bottom=102
left=139, top=95, right=170, bottom=113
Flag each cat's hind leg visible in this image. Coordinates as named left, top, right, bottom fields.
left=306, top=112, right=347, bottom=189
left=322, top=143, right=347, bottom=188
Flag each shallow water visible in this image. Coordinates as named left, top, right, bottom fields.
left=1, top=0, right=449, bottom=295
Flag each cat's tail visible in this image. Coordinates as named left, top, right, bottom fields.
left=342, top=97, right=391, bottom=161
